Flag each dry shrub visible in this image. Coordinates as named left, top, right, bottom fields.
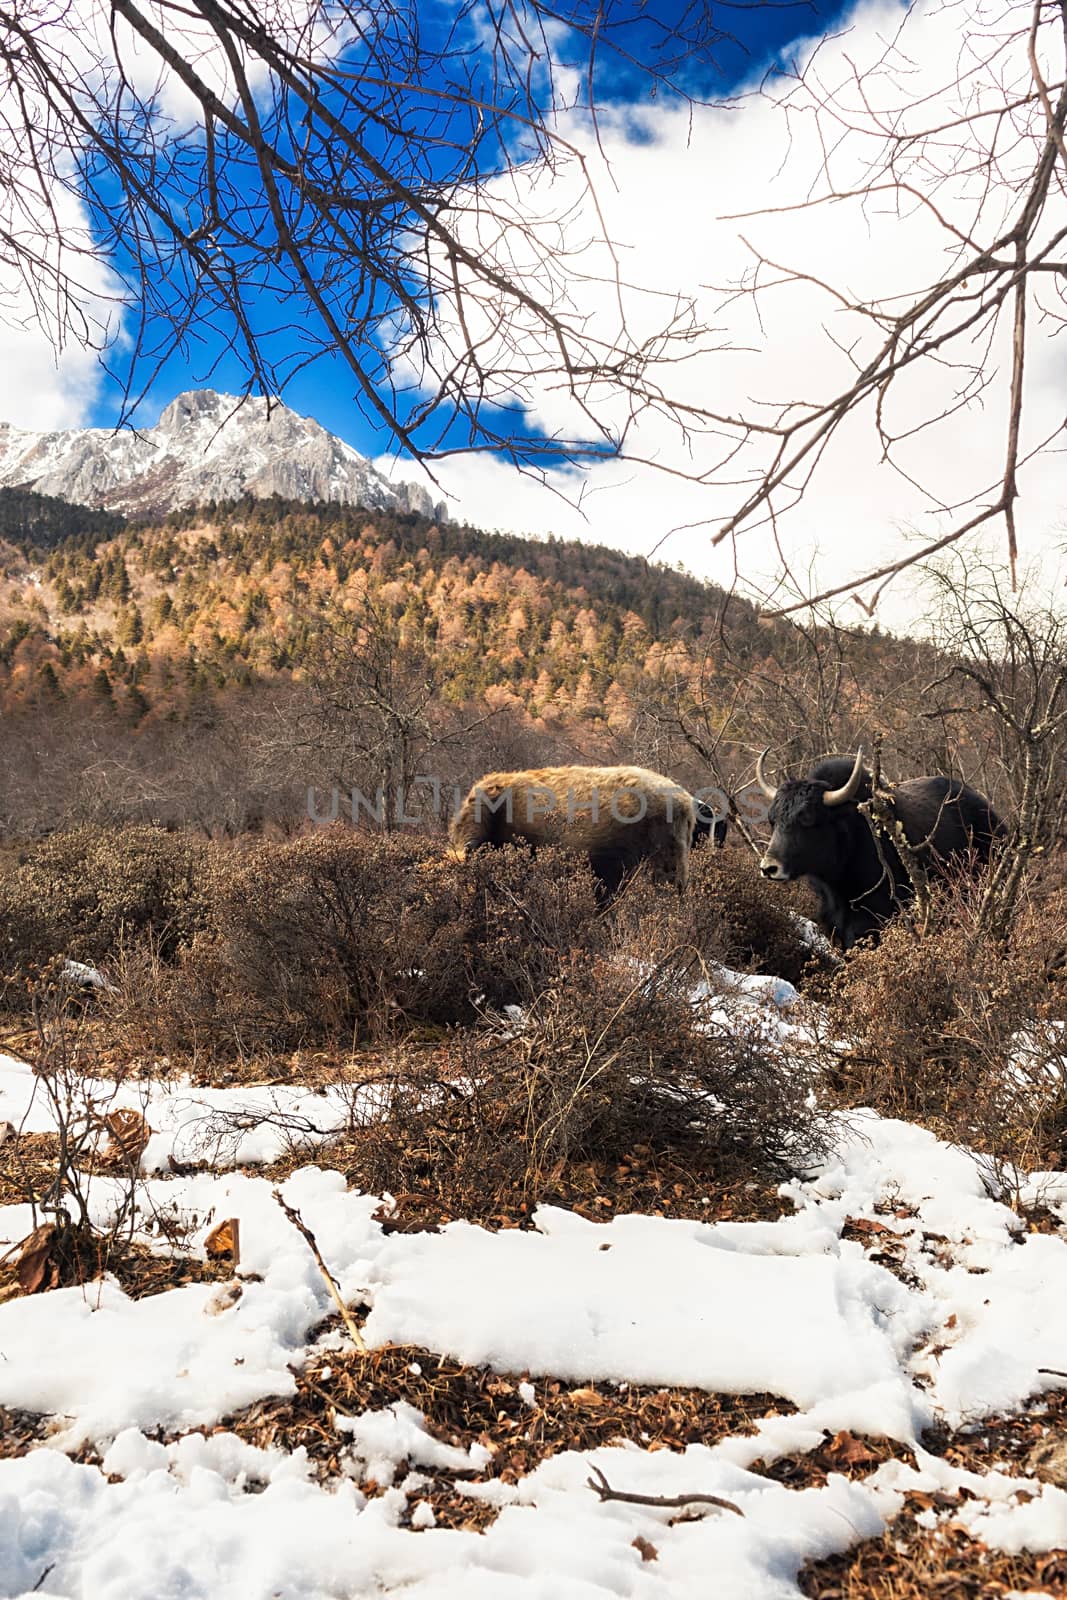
left=0, top=983, right=152, bottom=1297
left=7, top=821, right=825, bottom=1084
left=615, top=844, right=825, bottom=987
left=190, top=829, right=435, bottom=1047
left=404, top=840, right=604, bottom=1034
left=134, top=830, right=606, bottom=1055
left=0, top=825, right=207, bottom=982
left=352, top=950, right=825, bottom=1210
left=506, top=955, right=818, bottom=1177
left=825, top=892, right=1067, bottom=1174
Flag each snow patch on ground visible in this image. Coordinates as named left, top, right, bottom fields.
left=362, top=1205, right=930, bottom=1437
left=1, top=958, right=1067, bottom=1598
left=0, top=1052, right=361, bottom=1168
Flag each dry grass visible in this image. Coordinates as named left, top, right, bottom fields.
left=617, top=841, right=830, bottom=988
left=312, top=958, right=824, bottom=1218
left=0, top=1220, right=233, bottom=1303
left=823, top=894, right=1067, bottom=1175
left=260, top=1137, right=791, bottom=1230
left=100, top=832, right=608, bottom=1058
left=1, top=824, right=822, bottom=1061
left=214, top=1330, right=796, bottom=1526
left=800, top=1512, right=1067, bottom=1598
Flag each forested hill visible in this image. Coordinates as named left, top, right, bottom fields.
left=0, top=483, right=921, bottom=784
left=0, top=488, right=788, bottom=713
left=0, top=486, right=945, bottom=835
left=0, top=486, right=126, bottom=550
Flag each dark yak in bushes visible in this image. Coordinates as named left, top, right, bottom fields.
left=755, top=748, right=1005, bottom=949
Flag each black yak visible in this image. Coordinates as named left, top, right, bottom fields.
left=755, top=747, right=1005, bottom=949
left=693, top=799, right=728, bottom=849
left=450, top=764, right=696, bottom=899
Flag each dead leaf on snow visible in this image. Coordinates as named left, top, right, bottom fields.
left=904, top=1489, right=960, bottom=1511
left=104, top=1108, right=152, bottom=1164
left=15, top=1224, right=59, bottom=1295
left=824, top=1430, right=883, bottom=1470
left=845, top=1216, right=896, bottom=1237
left=632, top=1536, right=658, bottom=1562
left=205, top=1217, right=241, bottom=1265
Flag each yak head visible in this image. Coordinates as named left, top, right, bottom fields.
left=755, top=749, right=869, bottom=884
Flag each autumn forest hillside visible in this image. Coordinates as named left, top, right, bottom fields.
left=0, top=486, right=998, bottom=840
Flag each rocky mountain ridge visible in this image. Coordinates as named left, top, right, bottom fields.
left=0, top=390, right=446, bottom=521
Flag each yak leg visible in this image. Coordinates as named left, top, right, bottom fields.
left=589, top=849, right=628, bottom=906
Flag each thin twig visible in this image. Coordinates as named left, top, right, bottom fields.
left=271, top=1188, right=368, bottom=1354
left=586, top=1462, right=744, bottom=1516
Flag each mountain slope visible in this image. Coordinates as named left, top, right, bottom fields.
left=0, top=487, right=919, bottom=731
left=0, top=391, right=446, bottom=521
left=0, top=490, right=944, bottom=841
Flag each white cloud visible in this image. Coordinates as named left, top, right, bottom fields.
left=386, top=0, right=1067, bottom=627
left=0, top=0, right=343, bottom=435
left=3, top=0, right=1063, bottom=631
left=0, top=186, right=117, bottom=433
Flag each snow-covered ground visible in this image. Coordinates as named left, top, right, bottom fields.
left=1, top=994, right=1066, bottom=1598
left=0, top=1052, right=367, bottom=1170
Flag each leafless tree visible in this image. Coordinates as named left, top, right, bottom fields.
left=922, top=557, right=1067, bottom=939
left=632, top=594, right=870, bottom=849
left=301, top=588, right=491, bottom=830
left=1, top=0, right=756, bottom=470
left=705, top=0, right=1067, bottom=611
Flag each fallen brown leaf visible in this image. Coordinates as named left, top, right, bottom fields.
left=904, top=1489, right=959, bottom=1511
left=15, top=1223, right=59, bottom=1295
left=205, top=1217, right=241, bottom=1265
left=824, top=1430, right=883, bottom=1470
left=845, top=1217, right=895, bottom=1237
left=104, top=1108, right=153, bottom=1164
left=567, top=1388, right=606, bottom=1407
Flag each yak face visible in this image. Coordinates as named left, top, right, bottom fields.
left=756, top=747, right=1005, bottom=950
left=760, top=780, right=860, bottom=883
left=757, top=749, right=870, bottom=885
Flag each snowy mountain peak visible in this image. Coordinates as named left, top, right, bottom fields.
left=0, top=391, right=446, bottom=522
left=157, top=389, right=233, bottom=431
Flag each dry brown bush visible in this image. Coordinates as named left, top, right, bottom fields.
left=2, top=820, right=823, bottom=1083
left=824, top=890, right=1067, bottom=1175
left=0, top=983, right=154, bottom=1297
left=121, top=830, right=607, bottom=1056
left=350, top=948, right=825, bottom=1209
left=0, top=826, right=208, bottom=984
left=615, top=843, right=825, bottom=988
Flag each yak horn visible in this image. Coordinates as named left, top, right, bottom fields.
left=755, top=748, right=777, bottom=802
left=822, top=747, right=866, bottom=807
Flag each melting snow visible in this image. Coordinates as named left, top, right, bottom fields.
left=0, top=963, right=1065, bottom=1598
